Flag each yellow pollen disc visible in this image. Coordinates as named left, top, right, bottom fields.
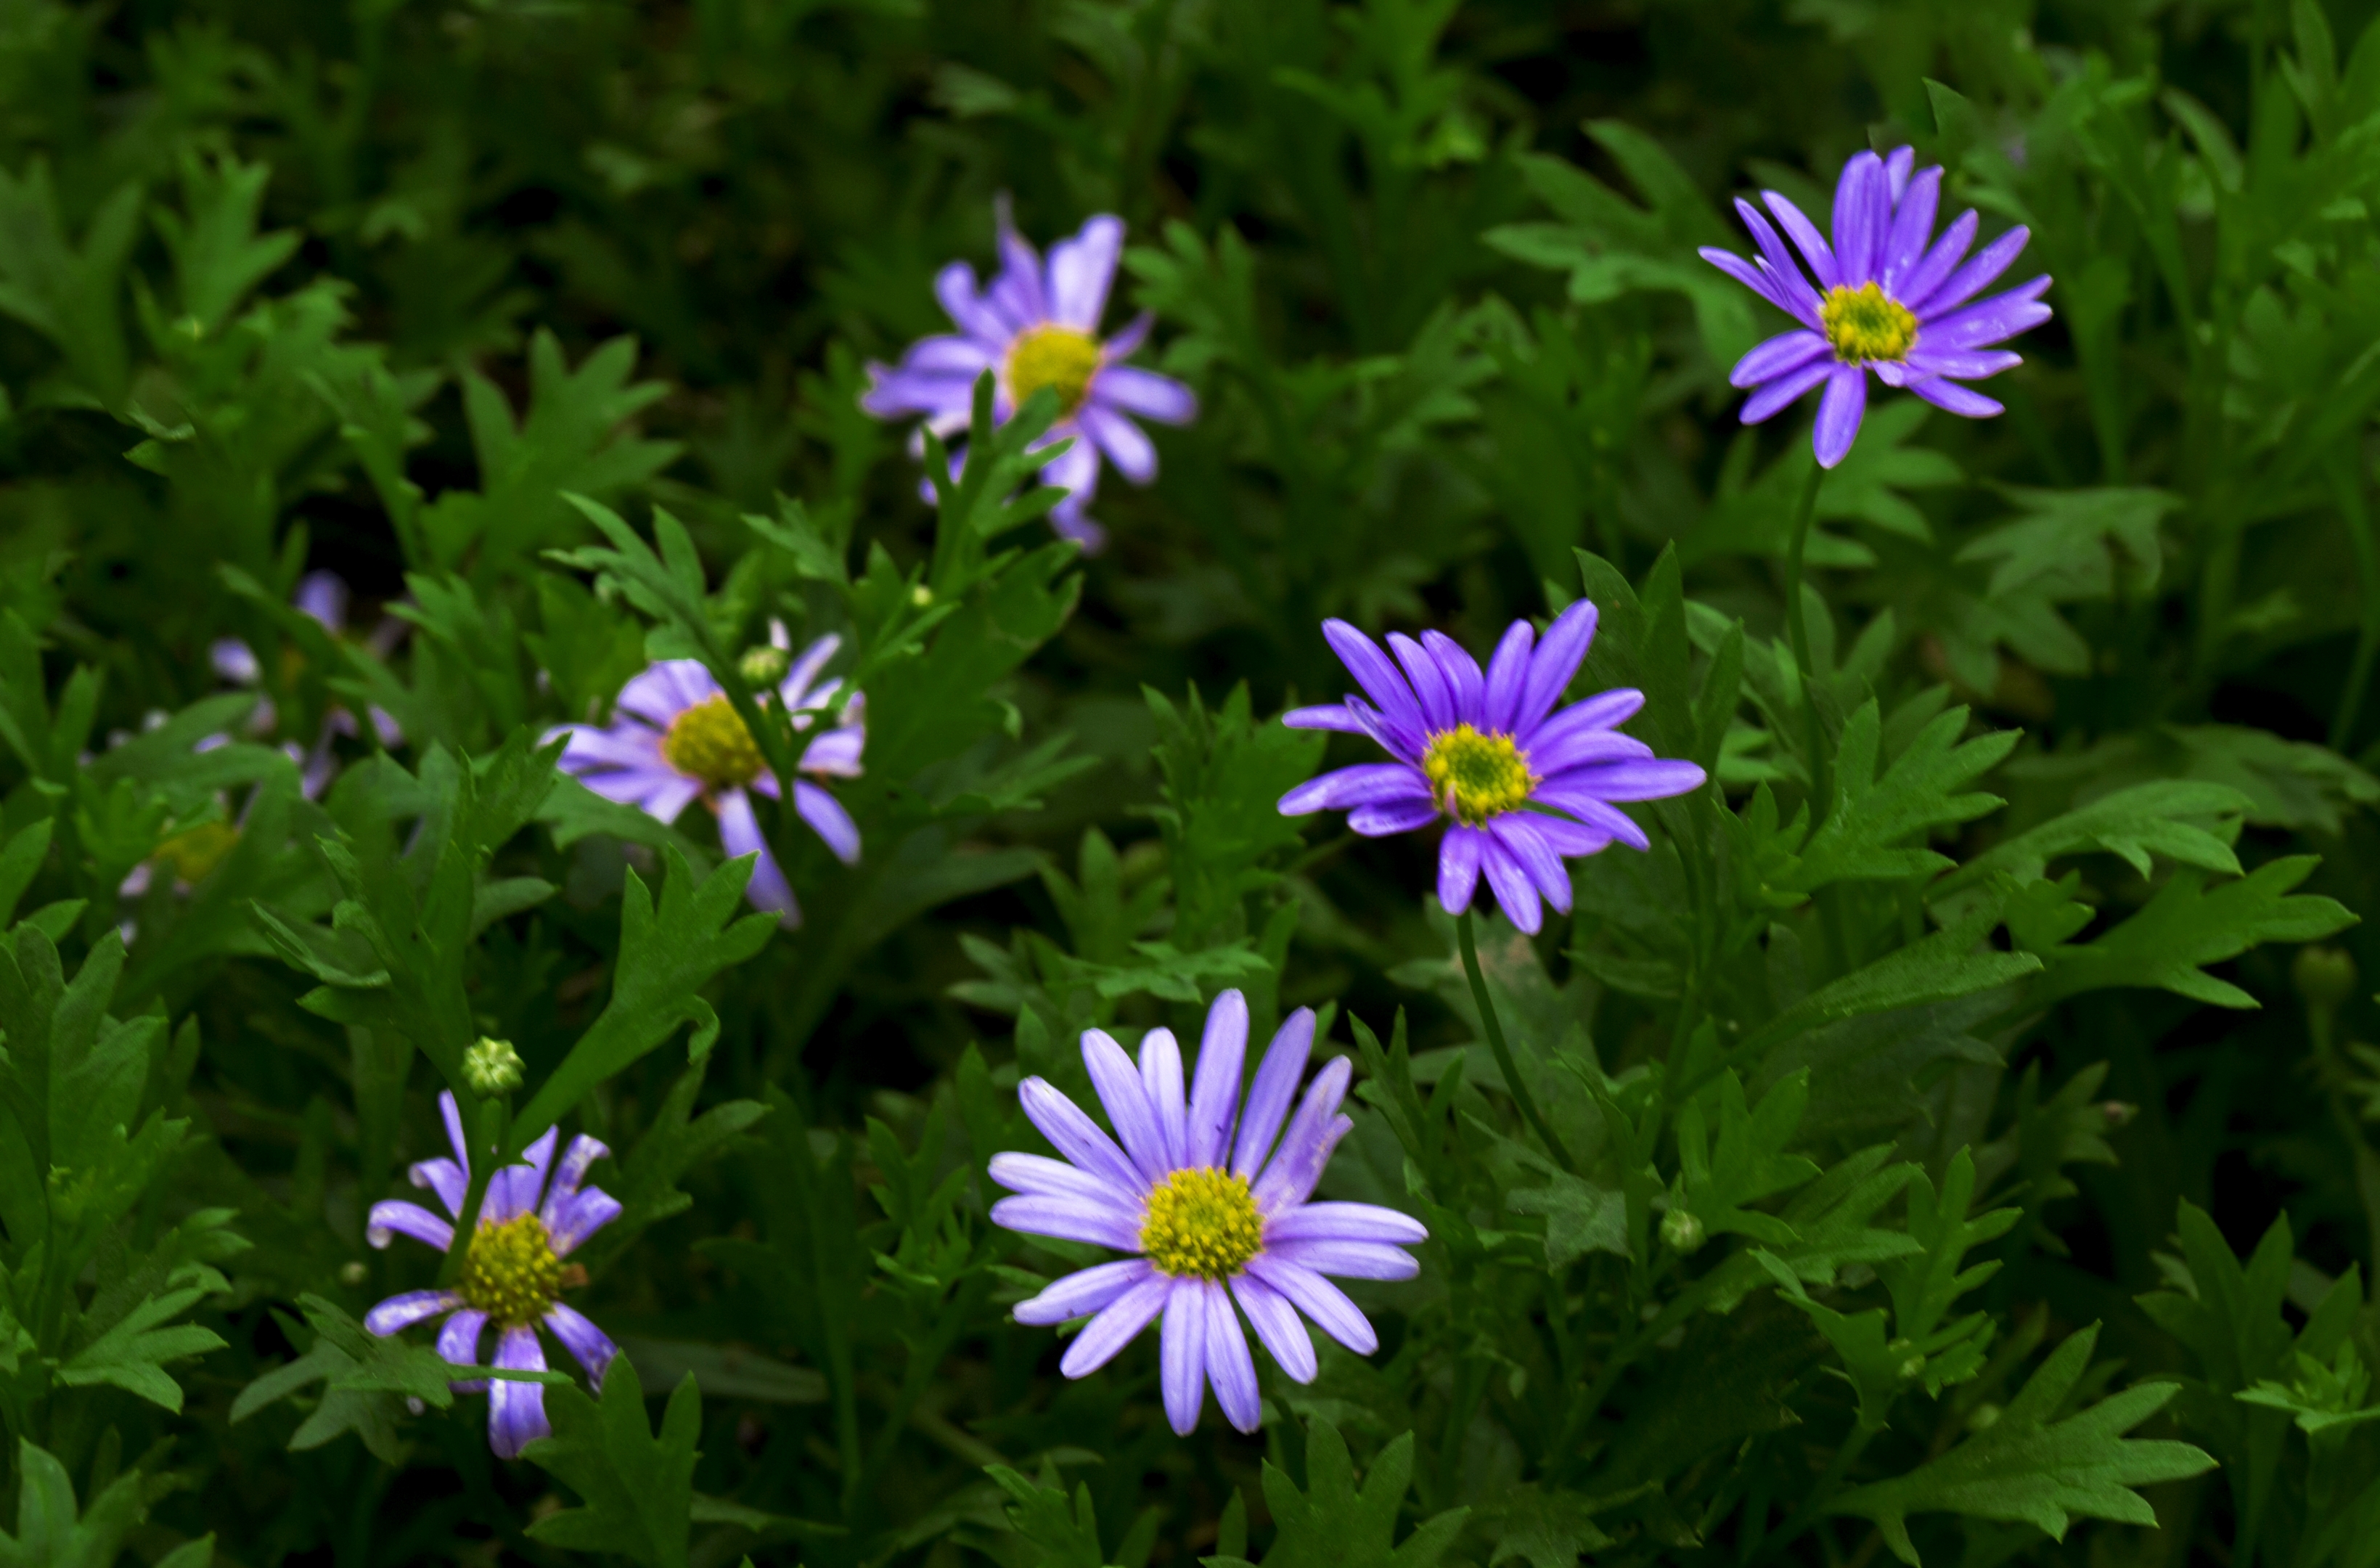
left=661, top=693, right=766, bottom=789
left=1820, top=281, right=1918, bottom=364
left=1421, top=724, right=1537, bottom=826
left=1005, top=324, right=1101, bottom=416
left=155, top=821, right=239, bottom=884
left=459, top=1213, right=566, bottom=1328
left=1140, top=1167, right=1263, bottom=1280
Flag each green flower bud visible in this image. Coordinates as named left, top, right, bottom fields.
left=339, top=1260, right=369, bottom=1286
left=2294, top=945, right=2357, bottom=1013
left=739, top=644, right=790, bottom=685
left=1660, top=1206, right=1705, bottom=1254
left=463, top=1036, right=526, bottom=1096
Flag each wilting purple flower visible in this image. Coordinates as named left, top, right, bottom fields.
left=549, top=634, right=864, bottom=927
left=1277, top=605, right=1706, bottom=936
left=992, top=990, right=1426, bottom=1436
left=364, top=1092, right=622, bottom=1459
left=860, top=204, right=1198, bottom=551
left=212, top=568, right=405, bottom=797
left=1698, top=145, right=2051, bottom=467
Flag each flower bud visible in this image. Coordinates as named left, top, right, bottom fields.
left=463, top=1036, right=526, bottom=1096
left=339, top=1260, right=369, bottom=1286
left=739, top=644, right=790, bottom=685
left=1660, top=1206, right=1706, bottom=1254
left=2294, top=946, right=2358, bottom=1013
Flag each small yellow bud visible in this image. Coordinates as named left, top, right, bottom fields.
left=1660, top=1206, right=1705, bottom=1254
left=739, top=644, right=790, bottom=685
left=463, top=1036, right=526, bottom=1096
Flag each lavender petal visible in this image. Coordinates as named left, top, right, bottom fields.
left=1019, top=1077, right=1146, bottom=1196
left=1347, top=799, right=1440, bottom=837
left=1438, top=826, right=1486, bottom=915
left=542, top=1302, right=618, bottom=1388
left=1048, top=215, right=1124, bottom=329
left=1516, top=600, right=1600, bottom=735
left=1230, top=1009, right=1317, bottom=1179
left=1387, top=632, right=1457, bottom=732
left=1094, top=364, right=1197, bottom=424
left=1081, top=405, right=1157, bottom=484
left=364, top=1289, right=460, bottom=1336
left=439, top=1307, right=488, bottom=1390
left=1741, top=357, right=1835, bottom=425
left=1896, top=208, right=1979, bottom=308
left=1730, top=330, right=1830, bottom=391
left=1489, top=815, right=1574, bottom=915
left=1813, top=364, right=1869, bottom=468
left=1186, top=989, right=1249, bottom=1169
left=1762, top=191, right=1839, bottom=290
left=1245, top=1254, right=1378, bottom=1355
left=1881, top=165, right=1942, bottom=290
left=1058, top=1273, right=1171, bottom=1376
left=1230, top=1272, right=1319, bottom=1384
left=1534, top=791, right=1654, bottom=851
left=1138, top=1027, right=1190, bottom=1173
left=1481, top=619, right=1534, bottom=732
left=367, top=1201, right=455, bottom=1253
left=1203, top=1279, right=1263, bottom=1433
left=1910, top=224, right=2030, bottom=317
left=1479, top=839, right=1544, bottom=935
left=1268, top=1237, right=1424, bottom=1281
left=409, top=1156, right=467, bottom=1220
left=1082, top=1028, right=1172, bottom=1183
left=1909, top=377, right=2006, bottom=418
left=1252, top=1057, right=1354, bottom=1211
left=547, top=1187, right=623, bottom=1257
left=1265, top=1201, right=1428, bottom=1246
left=1279, top=762, right=1431, bottom=815
left=487, top=1326, right=551, bottom=1459
left=1420, top=630, right=1486, bottom=723
left=1320, top=619, right=1428, bottom=747
left=1160, top=1278, right=1209, bottom=1435
left=1015, top=1258, right=1156, bottom=1326
left=716, top=788, right=801, bottom=927
left=989, top=1151, right=1140, bottom=1205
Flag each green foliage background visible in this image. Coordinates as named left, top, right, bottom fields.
left=6, top=1, right=2380, bottom=1566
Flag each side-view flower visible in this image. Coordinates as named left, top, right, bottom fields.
left=1698, top=144, right=2053, bottom=467
left=549, top=632, right=865, bottom=926
left=363, top=1093, right=623, bottom=1458
left=990, top=990, right=1427, bottom=1435
left=860, top=203, right=1198, bottom=550
left=1277, top=603, right=1706, bottom=934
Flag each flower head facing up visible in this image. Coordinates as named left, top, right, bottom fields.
left=364, top=1093, right=623, bottom=1458
left=551, top=628, right=864, bottom=927
left=991, top=991, right=1427, bottom=1436
left=1277, top=604, right=1707, bottom=936
left=1698, top=145, right=2052, bottom=467
left=860, top=203, right=1198, bottom=551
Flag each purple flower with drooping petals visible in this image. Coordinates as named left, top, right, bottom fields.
left=364, top=1092, right=622, bottom=1459
left=549, top=632, right=864, bottom=927
left=992, top=990, right=1426, bottom=1436
left=1277, top=604, right=1706, bottom=936
left=860, top=204, right=1198, bottom=551
left=1698, top=145, right=2052, bottom=467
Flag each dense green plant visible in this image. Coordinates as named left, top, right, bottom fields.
left=4, top=1, right=2380, bottom=1566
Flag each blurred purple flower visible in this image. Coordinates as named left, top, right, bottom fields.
left=1698, top=145, right=2052, bottom=467
left=548, top=633, right=864, bottom=927
left=1277, top=605, right=1706, bottom=936
left=991, top=990, right=1426, bottom=1436
left=212, top=568, right=406, bottom=797
left=860, top=204, right=1197, bottom=551
left=364, top=1092, right=622, bottom=1459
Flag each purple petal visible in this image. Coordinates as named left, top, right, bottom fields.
left=1279, top=762, right=1430, bottom=814
left=1881, top=166, right=1942, bottom=290
left=934, top=259, right=1012, bottom=343
left=211, top=638, right=261, bottom=684
left=1913, top=225, right=2031, bottom=317
left=1762, top=192, right=1839, bottom=290
left=1909, top=377, right=2006, bottom=418
left=1831, top=152, right=1886, bottom=283
left=1019, top=1077, right=1146, bottom=1196
left=486, top=1127, right=558, bottom=1225
left=1530, top=816, right=1614, bottom=858
left=1479, top=840, right=1544, bottom=935
left=1037, top=430, right=1101, bottom=506
left=1730, top=201, right=1828, bottom=321
left=1267, top=1238, right=1423, bottom=1281
left=1420, top=631, right=1486, bottom=722
left=1230, top=1273, right=1318, bottom=1383
left=1923, top=277, right=2053, bottom=349
left=717, top=787, right=801, bottom=928
left=1388, top=633, right=1457, bottom=732
left=1896, top=208, right=1979, bottom=309
left=992, top=210, right=1049, bottom=323
left=1884, top=147, right=1915, bottom=200
left=1161, top=1278, right=1209, bottom=1434
left=792, top=780, right=861, bottom=865
left=859, top=365, right=976, bottom=420
left=1905, top=348, right=2023, bottom=380
left=1048, top=215, right=1124, bottom=330
left=1730, top=330, right=1830, bottom=391
left=1139, top=1028, right=1189, bottom=1173
left=1231, top=1010, right=1316, bottom=1179
left=1439, top=826, right=1486, bottom=915
left=488, top=1326, right=549, bottom=1459
left=989, top=1193, right=1142, bottom=1250
left=1741, top=357, right=1835, bottom=425
left=540, top=1134, right=610, bottom=1230
left=1083, top=1028, right=1171, bottom=1184
left=778, top=633, right=842, bottom=709
left=1187, top=990, right=1248, bottom=1169
left=409, top=1156, right=467, bottom=1220
left=1081, top=405, right=1157, bottom=484
left=439, top=1091, right=473, bottom=1172
left=1813, top=365, right=1869, bottom=468
left=546, top=1187, right=623, bottom=1256
left=1203, top=1279, right=1262, bottom=1433
left=1348, top=799, right=1440, bottom=836
left=800, top=724, right=866, bottom=778
left=617, top=661, right=712, bottom=727
left=1267, top=1201, right=1428, bottom=1246
left=1101, top=311, right=1154, bottom=360
left=1015, top=1258, right=1156, bottom=1326
left=1701, top=246, right=1807, bottom=322
left=1490, top=815, right=1574, bottom=916
left=1481, top=620, right=1534, bottom=733
left=1094, top=364, right=1196, bottom=424
left=989, top=1151, right=1139, bottom=1205
left=542, top=1302, right=618, bottom=1387
left=365, top=1289, right=460, bottom=1335
left=1534, top=791, right=1654, bottom=851
left=439, top=1308, right=488, bottom=1389
left=1282, top=703, right=1370, bottom=734
left=1516, top=600, right=1599, bottom=735
left=1321, top=619, right=1428, bottom=748
left=367, top=1201, right=455, bottom=1253
left=1253, top=1057, right=1354, bottom=1211
left=1245, top=1255, right=1378, bottom=1355
left=1540, top=757, right=1707, bottom=803
left=1527, top=727, right=1654, bottom=776
left=1059, top=1273, right=1171, bottom=1376
left=294, top=570, right=349, bottom=632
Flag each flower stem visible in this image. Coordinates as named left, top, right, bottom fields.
left=2329, top=443, right=2379, bottom=753
left=1781, top=452, right=1825, bottom=687
left=1455, top=906, right=1572, bottom=1172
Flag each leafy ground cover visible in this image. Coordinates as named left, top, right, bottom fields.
left=5, top=1, right=2380, bottom=1566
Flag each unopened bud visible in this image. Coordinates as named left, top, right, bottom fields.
left=463, top=1036, right=525, bottom=1095
left=1968, top=1401, right=2003, bottom=1432
left=2101, top=1100, right=2138, bottom=1128
left=739, top=644, right=789, bottom=684
left=1660, top=1206, right=1706, bottom=1254
left=910, top=584, right=933, bottom=607
left=339, top=1260, right=369, bottom=1286
left=2295, top=946, right=2358, bottom=1012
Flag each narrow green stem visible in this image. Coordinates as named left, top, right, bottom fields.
left=1456, top=907, right=1572, bottom=1172
left=1781, top=453, right=1825, bottom=684
left=2330, top=444, right=2380, bottom=752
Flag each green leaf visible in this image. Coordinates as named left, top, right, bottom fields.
left=573, top=1051, right=769, bottom=1269
left=0, top=1438, right=208, bottom=1568
left=0, top=158, right=141, bottom=404
left=1784, top=703, right=2018, bottom=893
left=984, top=1465, right=1113, bottom=1568
left=1145, top=682, right=1325, bottom=947
left=1931, top=781, right=2250, bottom=907
left=2029, top=857, right=2356, bottom=1008
left=523, top=1355, right=702, bottom=1568
left=1735, top=905, right=2042, bottom=1061
left=1830, top=1325, right=2215, bottom=1565
left=1219, top=1420, right=1468, bottom=1568
left=1486, top=1485, right=1618, bottom=1567
left=1669, top=1070, right=1820, bottom=1247
left=151, top=150, right=301, bottom=333
left=54, top=1283, right=226, bottom=1412
left=1506, top=1167, right=1629, bottom=1269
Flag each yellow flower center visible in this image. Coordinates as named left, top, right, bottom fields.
left=458, top=1213, right=565, bottom=1328
left=1140, top=1167, right=1263, bottom=1280
left=1005, top=324, right=1101, bottom=416
left=1820, top=281, right=1918, bottom=364
left=155, top=821, right=239, bottom=884
left=661, top=693, right=766, bottom=789
left=1421, top=724, right=1537, bottom=825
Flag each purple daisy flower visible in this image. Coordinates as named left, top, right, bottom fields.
left=859, top=204, right=1198, bottom=551
left=549, top=633, right=864, bottom=927
left=1698, top=145, right=2052, bottom=467
left=1276, top=605, right=1706, bottom=936
left=364, top=1092, right=622, bottom=1459
left=211, top=568, right=406, bottom=797
left=992, top=990, right=1426, bottom=1436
